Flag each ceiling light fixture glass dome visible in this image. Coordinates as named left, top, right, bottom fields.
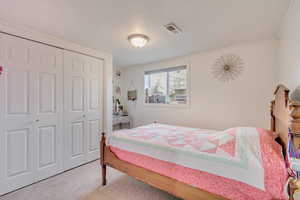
left=128, top=34, right=149, bottom=48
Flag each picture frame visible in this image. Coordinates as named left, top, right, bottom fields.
left=128, top=90, right=137, bottom=101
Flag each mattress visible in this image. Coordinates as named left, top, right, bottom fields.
left=109, top=123, right=288, bottom=200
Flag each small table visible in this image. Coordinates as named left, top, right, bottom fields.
left=113, top=115, right=130, bottom=130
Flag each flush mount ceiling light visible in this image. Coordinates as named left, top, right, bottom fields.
left=128, top=34, right=149, bottom=48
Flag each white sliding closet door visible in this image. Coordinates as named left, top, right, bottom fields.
left=0, top=33, right=63, bottom=195
left=64, top=51, right=103, bottom=170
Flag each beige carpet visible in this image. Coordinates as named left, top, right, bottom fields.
left=0, top=161, right=180, bottom=200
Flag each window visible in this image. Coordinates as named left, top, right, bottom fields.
left=144, top=66, right=188, bottom=105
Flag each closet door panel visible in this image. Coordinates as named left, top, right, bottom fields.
left=38, top=125, right=56, bottom=168
left=0, top=34, right=36, bottom=195
left=71, top=121, right=85, bottom=157
left=35, top=120, right=62, bottom=179
left=72, top=76, right=85, bottom=112
left=64, top=51, right=87, bottom=169
left=2, top=125, right=35, bottom=194
left=89, top=79, right=100, bottom=111
left=38, top=72, right=56, bottom=113
left=64, top=51, right=103, bottom=169
left=88, top=119, right=101, bottom=152
left=0, top=33, right=63, bottom=195
left=31, top=43, right=64, bottom=180
left=7, top=71, right=30, bottom=114
left=6, top=128, right=30, bottom=177
left=85, top=58, right=103, bottom=161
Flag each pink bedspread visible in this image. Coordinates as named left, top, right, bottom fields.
left=110, top=128, right=288, bottom=200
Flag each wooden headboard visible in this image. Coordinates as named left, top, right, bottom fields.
left=271, top=85, right=300, bottom=156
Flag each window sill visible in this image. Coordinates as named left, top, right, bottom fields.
left=143, top=103, right=190, bottom=109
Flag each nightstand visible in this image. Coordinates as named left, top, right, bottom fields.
left=113, top=115, right=130, bottom=130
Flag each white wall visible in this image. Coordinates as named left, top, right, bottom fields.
left=278, top=0, right=300, bottom=91
left=120, top=40, right=278, bottom=130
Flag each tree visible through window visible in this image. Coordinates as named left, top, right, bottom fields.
left=144, top=66, right=188, bottom=104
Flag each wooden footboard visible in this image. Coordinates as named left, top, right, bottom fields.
left=100, top=133, right=226, bottom=200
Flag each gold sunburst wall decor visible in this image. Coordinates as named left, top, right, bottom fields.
left=212, top=54, right=244, bottom=82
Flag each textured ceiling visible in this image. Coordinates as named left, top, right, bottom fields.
left=0, top=0, right=290, bottom=67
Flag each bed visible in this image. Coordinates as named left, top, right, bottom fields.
left=100, top=85, right=300, bottom=200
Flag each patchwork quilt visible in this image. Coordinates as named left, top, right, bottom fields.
left=109, top=123, right=268, bottom=190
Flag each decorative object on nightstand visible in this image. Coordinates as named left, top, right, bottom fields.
left=212, top=54, right=244, bottom=82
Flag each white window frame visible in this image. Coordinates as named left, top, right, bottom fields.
left=143, top=64, right=191, bottom=108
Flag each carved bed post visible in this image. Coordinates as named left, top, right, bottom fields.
left=100, top=132, right=107, bottom=186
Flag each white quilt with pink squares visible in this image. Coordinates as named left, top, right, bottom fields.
left=110, top=123, right=265, bottom=190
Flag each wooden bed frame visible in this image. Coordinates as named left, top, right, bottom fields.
left=100, top=84, right=300, bottom=200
